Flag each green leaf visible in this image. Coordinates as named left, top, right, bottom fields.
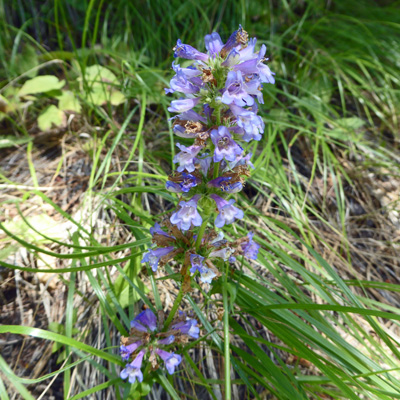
left=37, top=105, right=66, bottom=131
left=128, top=382, right=151, bottom=398
left=113, top=263, right=143, bottom=309
left=110, top=90, right=126, bottom=105
left=18, top=75, right=65, bottom=96
left=84, top=65, right=117, bottom=85
left=85, top=85, right=108, bottom=106
left=58, top=91, right=82, bottom=113
left=85, top=86, right=126, bottom=106
left=82, top=65, right=125, bottom=106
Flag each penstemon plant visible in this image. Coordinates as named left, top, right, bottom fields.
left=119, top=25, right=274, bottom=397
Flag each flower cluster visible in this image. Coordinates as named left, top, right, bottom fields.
left=120, top=309, right=199, bottom=383
left=142, top=25, right=270, bottom=280
left=121, top=25, right=272, bottom=385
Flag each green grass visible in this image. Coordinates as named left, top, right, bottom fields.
left=0, top=0, right=400, bottom=399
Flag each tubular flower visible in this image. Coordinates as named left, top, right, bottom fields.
left=120, top=341, right=142, bottom=361
left=173, top=39, right=208, bottom=61
left=207, top=176, right=243, bottom=193
left=120, top=350, right=146, bottom=384
left=168, top=97, right=200, bottom=113
left=156, top=349, right=182, bottom=375
left=211, top=126, right=243, bottom=162
left=131, top=309, right=158, bottom=332
left=173, top=143, right=202, bottom=173
left=210, top=194, right=244, bottom=228
left=221, top=70, right=255, bottom=107
left=189, top=254, right=206, bottom=274
left=241, top=232, right=261, bottom=260
left=142, top=246, right=175, bottom=272
left=170, top=195, right=202, bottom=231
left=171, top=318, right=200, bottom=339
left=166, top=172, right=200, bottom=193
left=230, top=104, right=265, bottom=142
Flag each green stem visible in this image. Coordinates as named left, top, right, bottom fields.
left=213, top=161, right=220, bottom=179
left=195, top=217, right=209, bottom=252
left=142, top=362, right=152, bottom=380
left=215, top=105, right=221, bottom=126
left=222, top=263, right=231, bottom=400
left=163, top=285, right=185, bottom=330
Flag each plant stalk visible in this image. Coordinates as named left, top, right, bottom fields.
left=215, top=105, right=221, bottom=126
left=195, top=217, right=209, bottom=252
left=163, top=284, right=185, bottom=330
left=213, top=161, right=220, bottom=179
left=222, top=264, right=231, bottom=400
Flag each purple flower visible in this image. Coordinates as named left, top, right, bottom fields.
left=172, top=109, right=207, bottom=123
left=166, top=173, right=199, bottom=193
left=221, top=49, right=240, bottom=67
left=241, top=232, right=260, bottom=260
left=224, top=152, right=255, bottom=171
left=130, top=309, right=158, bottom=332
left=171, top=109, right=206, bottom=138
left=172, top=124, right=189, bottom=138
left=150, top=222, right=174, bottom=238
left=208, top=176, right=243, bottom=193
left=203, top=104, right=213, bottom=121
left=204, top=32, right=224, bottom=57
left=142, top=246, right=175, bottom=272
left=230, top=104, right=264, bottom=141
left=166, top=69, right=200, bottom=95
left=189, top=254, right=205, bottom=274
left=237, top=37, right=257, bottom=62
left=199, top=267, right=217, bottom=284
left=171, top=318, right=200, bottom=339
left=220, top=25, right=248, bottom=56
left=171, top=62, right=202, bottom=79
left=174, top=39, right=209, bottom=62
left=168, top=98, right=200, bottom=113
left=210, top=231, right=226, bottom=247
left=173, top=143, right=202, bottom=173
left=165, top=181, right=183, bottom=193
left=195, top=155, right=212, bottom=176
left=156, top=349, right=182, bottom=375
left=211, top=126, right=243, bottom=163
left=120, top=341, right=142, bottom=361
left=243, top=77, right=264, bottom=104
left=181, top=173, right=198, bottom=191
left=221, top=71, right=255, bottom=107
left=120, top=349, right=146, bottom=383
left=210, top=247, right=235, bottom=261
left=158, top=335, right=175, bottom=345
left=210, top=194, right=244, bottom=228
left=170, top=195, right=202, bottom=231
left=233, top=44, right=275, bottom=84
